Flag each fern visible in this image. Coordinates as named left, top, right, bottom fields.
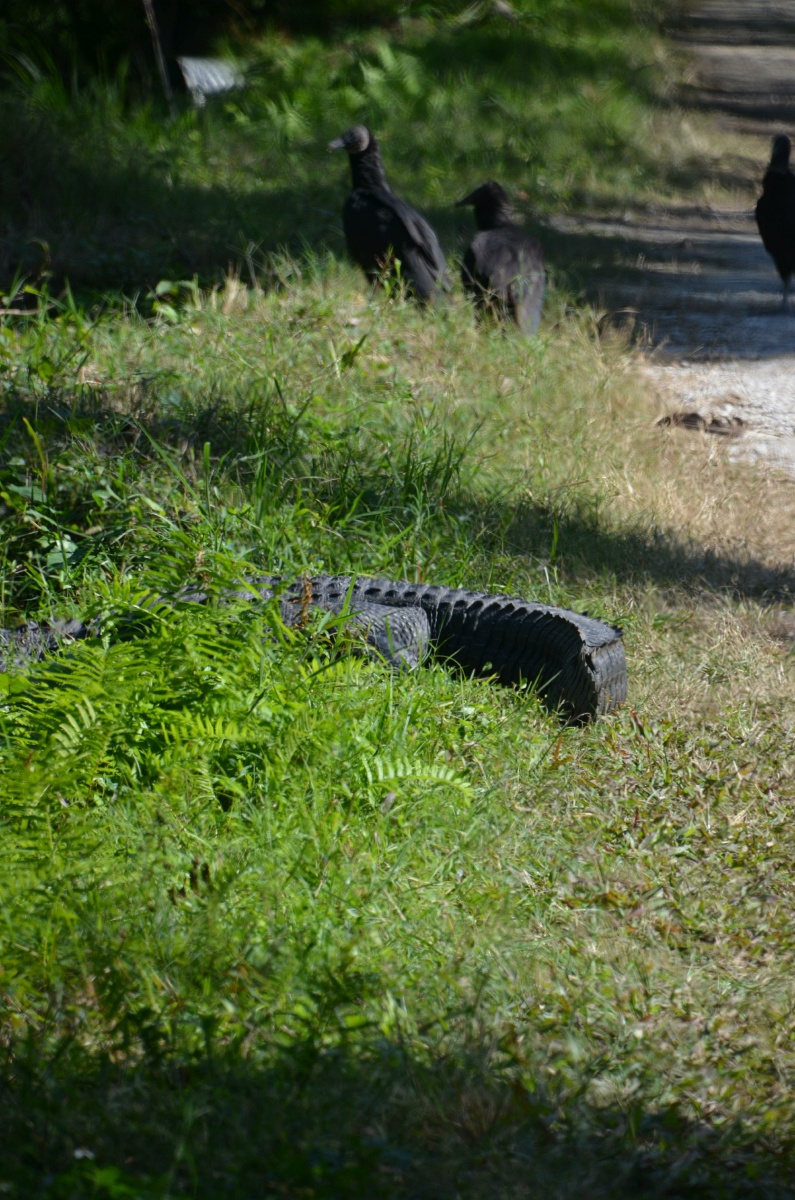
left=359, top=43, right=427, bottom=118
left=361, top=752, right=471, bottom=796
left=262, top=95, right=311, bottom=141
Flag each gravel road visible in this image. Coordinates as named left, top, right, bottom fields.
left=552, top=1, right=795, bottom=476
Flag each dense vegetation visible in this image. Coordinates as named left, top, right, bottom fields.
left=0, top=0, right=469, bottom=81
left=2, top=2, right=795, bottom=1198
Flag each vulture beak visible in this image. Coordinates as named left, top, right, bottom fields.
left=327, top=136, right=346, bottom=152
left=456, top=190, right=477, bottom=207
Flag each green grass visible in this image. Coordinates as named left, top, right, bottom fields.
left=2, top=273, right=794, bottom=1200
left=2, top=3, right=795, bottom=1197
left=0, top=0, right=681, bottom=297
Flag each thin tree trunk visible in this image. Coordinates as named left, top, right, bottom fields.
left=142, top=0, right=175, bottom=115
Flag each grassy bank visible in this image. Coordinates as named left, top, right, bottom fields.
left=2, top=2, right=795, bottom=1197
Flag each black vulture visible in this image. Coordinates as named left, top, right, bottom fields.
left=328, top=125, right=448, bottom=303
left=755, top=133, right=795, bottom=311
left=457, top=181, right=545, bottom=335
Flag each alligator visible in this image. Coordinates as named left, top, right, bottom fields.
left=0, top=574, right=627, bottom=721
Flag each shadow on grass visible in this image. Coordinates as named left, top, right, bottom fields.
left=3, top=1037, right=793, bottom=1199
left=0, top=113, right=655, bottom=304
left=0, top=117, right=344, bottom=298
left=471, top=492, right=795, bottom=606
left=3, top=111, right=775, bottom=368
left=0, top=0, right=725, bottom=310
left=3, top=116, right=778, bottom=364
left=2, top=392, right=793, bottom=610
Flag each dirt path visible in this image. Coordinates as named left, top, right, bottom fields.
left=552, top=0, right=795, bottom=477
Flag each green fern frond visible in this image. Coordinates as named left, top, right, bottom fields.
left=361, top=753, right=471, bottom=794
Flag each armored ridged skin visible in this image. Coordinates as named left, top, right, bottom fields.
left=0, top=618, right=93, bottom=671
left=457, top=181, right=545, bottom=335
left=755, top=134, right=795, bottom=311
left=328, top=125, right=448, bottom=303
left=0, top=576, right=626, bottom=721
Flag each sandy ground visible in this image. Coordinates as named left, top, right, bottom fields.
left=551, top=1, right=795, bottom=477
